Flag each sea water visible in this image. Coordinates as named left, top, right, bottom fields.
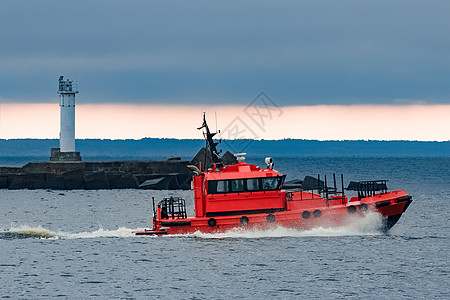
left=0, top=157, right=449, bottom=299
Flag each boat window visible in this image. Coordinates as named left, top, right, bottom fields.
left=231, top=179, right=244, bottom=192
left=216, top=180, right=229, bottom=193
left=278, top=175, right=286, bottom=189
left=262, top=177, right=278, bottom=190
left=246, top=178, right=260, bottom=191
left=207, top=176, right=285, bottom=194
left=207, top=181, right=217, bottom=194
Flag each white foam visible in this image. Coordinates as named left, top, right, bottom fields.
left=6, top=225, right=57, bottom=239
left=62, top=227, right=137, bottom=239
left=3, top=212, right=384, bottom=240
left=184, top=211, right=384, bottom=239
left=4, top=225, right=142, bottom=239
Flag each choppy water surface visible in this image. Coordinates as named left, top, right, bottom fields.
left=0, top=157, right=449, bottom=299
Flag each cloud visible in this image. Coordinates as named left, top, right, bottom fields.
left=0, top=1, right=449, bottom=105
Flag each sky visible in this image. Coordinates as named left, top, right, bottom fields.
left=1, top=103, right=449, bottom=141
left=0, top=1, right=449, bottom=140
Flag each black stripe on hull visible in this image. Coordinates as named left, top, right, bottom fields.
left=161, top=221, right=191, bottom=227
left=206, top=208, right=285, bottom=217
left=397, top=195, right=412, bottom=202
left=135, top=231, right=167, bottom=235
left=376, top=200, right=391, bottom=207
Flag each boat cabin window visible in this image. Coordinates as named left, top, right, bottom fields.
left=247, top=178, right=260, bottom=191
left=207, top=176, right=285, bottom=194
left=216, top=180, right=229, bottom=193
left=231, top=179, right=244, bottom=192
left=262, top=177, right=278, bottom=190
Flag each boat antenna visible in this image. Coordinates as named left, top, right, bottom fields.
left=215, top=111, right=218, bottom=133
left=198, top=112, right=221, bottom=164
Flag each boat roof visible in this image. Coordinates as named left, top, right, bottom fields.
left=204, top=162, right=282, bottom=180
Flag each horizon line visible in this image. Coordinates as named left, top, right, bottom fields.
left=1, top=138, right=449, bottom=143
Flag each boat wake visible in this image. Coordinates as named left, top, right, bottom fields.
left=0, top=225, right=137, bottom=240
left=186, top=211, right=384, bottom=239
left=0, top=226, right=57, bottom=239
left=0, top=212, right=384, bottom=240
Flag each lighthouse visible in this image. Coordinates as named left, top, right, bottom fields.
left=50, top=76, right=82, bottom=162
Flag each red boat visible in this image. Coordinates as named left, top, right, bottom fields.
left=134, top=116, right=412, bottom=236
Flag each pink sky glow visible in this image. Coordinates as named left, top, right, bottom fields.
left=0, top=103, right=449, bottom=141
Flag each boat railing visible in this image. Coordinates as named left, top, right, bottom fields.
left=300, top=174, right=346, bottom=205
left=322, top=174, right=346, bottom=205
left=357, top=180, right=388, bottom=200
left=158, top=196, right=187, bottom=219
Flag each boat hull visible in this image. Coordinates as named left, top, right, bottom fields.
left=134, top=192, right=412, bottom=235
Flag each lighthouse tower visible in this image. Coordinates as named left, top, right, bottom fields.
left=50, top=76, right=82, bottom=162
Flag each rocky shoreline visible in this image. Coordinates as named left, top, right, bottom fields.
left=0, top=148, right=236, bottom=190
left=0, top=160, right=192, bottom=190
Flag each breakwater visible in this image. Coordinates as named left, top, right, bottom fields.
left=0, top=148, right=237, bottom=190
left=0, top=159, right=193, bottom=190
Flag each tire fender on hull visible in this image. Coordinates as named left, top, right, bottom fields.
left=208, top=218, right=217, bottom=227
left=348, top=205, right=357, bottom=213
left=266, top=214, right=275, bottom=223
left=302, top=211, right=311, bottom=219
left=240, top=216, right=249, bottom=226
left=313, top=209, right=322, bottom=218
